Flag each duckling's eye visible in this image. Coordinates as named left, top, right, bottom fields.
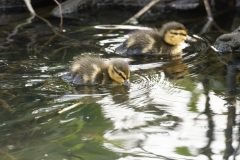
left=113, top=67, right=125, bottom=80
left=117, top=72, right=126, bottom=80
left=170, top=32, right=186, bottom=36
left=180, top=33, right=186, bottom=36
left=117, top=72, right=122, bottom=76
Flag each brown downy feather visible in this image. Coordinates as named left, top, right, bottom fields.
left=62, top=56, right=131, bottom=87
left=115, top=21, right=188, bottom=56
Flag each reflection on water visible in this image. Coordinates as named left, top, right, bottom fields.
left=0, top=8, right=240, bottom=160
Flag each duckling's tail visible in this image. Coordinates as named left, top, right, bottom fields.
left=62, top=72, right=84, bottom=84
left=61, top=72, right=73, bottom=82
left=115, top=44, right=152, bottom=56
left=115, top=44, right=128, bottom=56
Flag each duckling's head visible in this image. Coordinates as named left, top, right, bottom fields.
left=108, top=59, right=131, bottom=88
left=161, top=21, right=187, bottom=46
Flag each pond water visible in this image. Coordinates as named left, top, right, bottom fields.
left=0, top=5, right=240, bottom=160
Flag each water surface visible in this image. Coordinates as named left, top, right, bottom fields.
left=0, top=6, right=239, bottom=160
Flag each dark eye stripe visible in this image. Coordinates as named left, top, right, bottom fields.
left=113, top=67, right=125, bottom=80
left=170, top=32, right=186, bottom=36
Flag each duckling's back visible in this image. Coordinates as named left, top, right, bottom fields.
left=116, top=29, right=171, bottom=56
left=63, top=56, right=109, bottom=85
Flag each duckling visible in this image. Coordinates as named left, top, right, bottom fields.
left=62, top=56, right=131, bottom=88
left=116, top=21, right=195, bottom=56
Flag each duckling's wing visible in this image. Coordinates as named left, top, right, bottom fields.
left=116, top=30, right=160, bottom=55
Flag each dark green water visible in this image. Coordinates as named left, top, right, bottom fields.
left=0, top=5, right=240, bottom=160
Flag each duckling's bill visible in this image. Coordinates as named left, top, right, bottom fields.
left=124, top=78, right=131, bottom=89
left=186, top=35, right=197, bottom=42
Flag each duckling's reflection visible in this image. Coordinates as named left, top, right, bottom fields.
left=69, top=84, right=130, bottom=104
left=162, top=58, right=189, bottom=80
left=129, top=55, right=189, bottom=80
